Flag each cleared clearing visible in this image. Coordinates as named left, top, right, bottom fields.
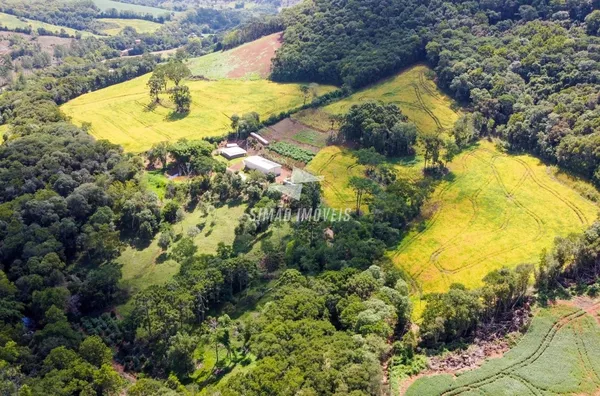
left=98, top=18, right=162, bottom=35
left=294, top=64, right=460, bottom=133
left=406, top=301, right=600, bottom=395
left=0, top=12, right=94, bottom=37
left=186, top=32, right=283, bottom=80
left=117, top=203, right=247, bottom=313
left=61, top=73, right=335, bottom=152
left=393, top=141, right=597, bottom=294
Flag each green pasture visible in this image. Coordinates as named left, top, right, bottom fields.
left=98, top=17, right=162, bottom=35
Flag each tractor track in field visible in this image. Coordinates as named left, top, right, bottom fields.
left=513, top=157, right=588, bottom=226
left=428, top=174, right=493, bottom=263
left=321, top=179, right=352, bottom=206
left=316, top=152, right=341, bottom=173
left=505, top=373, right=544, bottom=396
left=418, top=69, right=439, bottom=99
left=402, top=151, right=479, bottom=285
left=441, top=305, right=598, bottom=396
left=434, top=153, right=545, bottom=275
left=482, top=149, right=588, bottom=225
left=574, top=317, right=600, bottom=386
left=394, top=150, right=476, bottom=260
left=413, top=84, right=443, bottom=131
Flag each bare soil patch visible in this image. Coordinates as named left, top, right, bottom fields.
left=260, top=117, right=328, bottom=154
left=227, top=32, right=282, bottom=79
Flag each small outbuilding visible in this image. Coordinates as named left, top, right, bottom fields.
left=250, top=132, right=269, bottom=145
left=220, top=146, right=247, bottom=160
left=244, top=156, right=282, bottom=176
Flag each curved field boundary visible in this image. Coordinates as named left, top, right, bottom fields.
left=439, top=304, right=600, bottom=396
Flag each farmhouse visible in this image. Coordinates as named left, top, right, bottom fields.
left=244, top=156, right=282, bottom=175
left=220, top=145, right=247, bottom=159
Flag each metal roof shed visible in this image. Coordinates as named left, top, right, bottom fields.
left=243, top=156, right=282, bottom=176
left=220, top=146, right=247, bottom=159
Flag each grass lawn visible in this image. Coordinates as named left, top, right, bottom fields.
left=393, top=141, right=597, bottom=295
left=406, top=303, right=600, bottom=395
left=62, top=74, right=335, bottom=152
left=293, top=64, right=460, bottom=134
left=98, top=18, right=162, bottom=35
left=116, top=203, right=247, bottom=314
left=0, top=12, right=94, bottom=37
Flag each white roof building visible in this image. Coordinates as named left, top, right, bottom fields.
left=250, top=132, right=269, bottom=145
left=244, top=156, right=282, bottom=176
left=220, top=146, right=247, bottom=160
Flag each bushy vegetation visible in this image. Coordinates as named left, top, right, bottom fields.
left=267, top=141, right=315, bottom=163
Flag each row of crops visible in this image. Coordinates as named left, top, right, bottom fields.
left=267, top=141, right=315, bottom=163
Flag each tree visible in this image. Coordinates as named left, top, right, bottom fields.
left=348, top=177, right=377, bottom=215
left=163, top=60, right=191, bottom=86
left=167, top=332, right=198, bottom=377
left=147, top=70, right=167, bottom=103
left=300, top=84, right=310, bottom=105
left=79, top=336, right=112, bottom=368
left=170, top=85, right=192, bottom=114
left=0, top=54, right=13, bottom=79
left=419, top=130, right=444, bottom=170
left=420, top=284, right=482, bottom=346
left=443, top=138, right=460, bottom=167
left=585, top=10, right=600, bottom=35
left=355, top=148, right=385, bottom=172
left=340, top=102, right=412, bottom=155
left=147, top=142, right=169, bottom=169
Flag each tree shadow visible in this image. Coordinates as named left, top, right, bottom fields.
left=166, top=111, right=190, bottom=122
left=156, top=252, right=169, bottom=264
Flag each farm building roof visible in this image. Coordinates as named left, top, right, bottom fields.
left=220, top=146, right=247, bottom=159
left=244, top=155, right=281, bottom=169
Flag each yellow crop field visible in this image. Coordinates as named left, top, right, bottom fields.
left=393, top=141, right=598, bottom=295
left=62, top=74, right=335, bottom=152
left=294, top=64, right=460, bottom=133
left=98, top=18, right=162, bottom=35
